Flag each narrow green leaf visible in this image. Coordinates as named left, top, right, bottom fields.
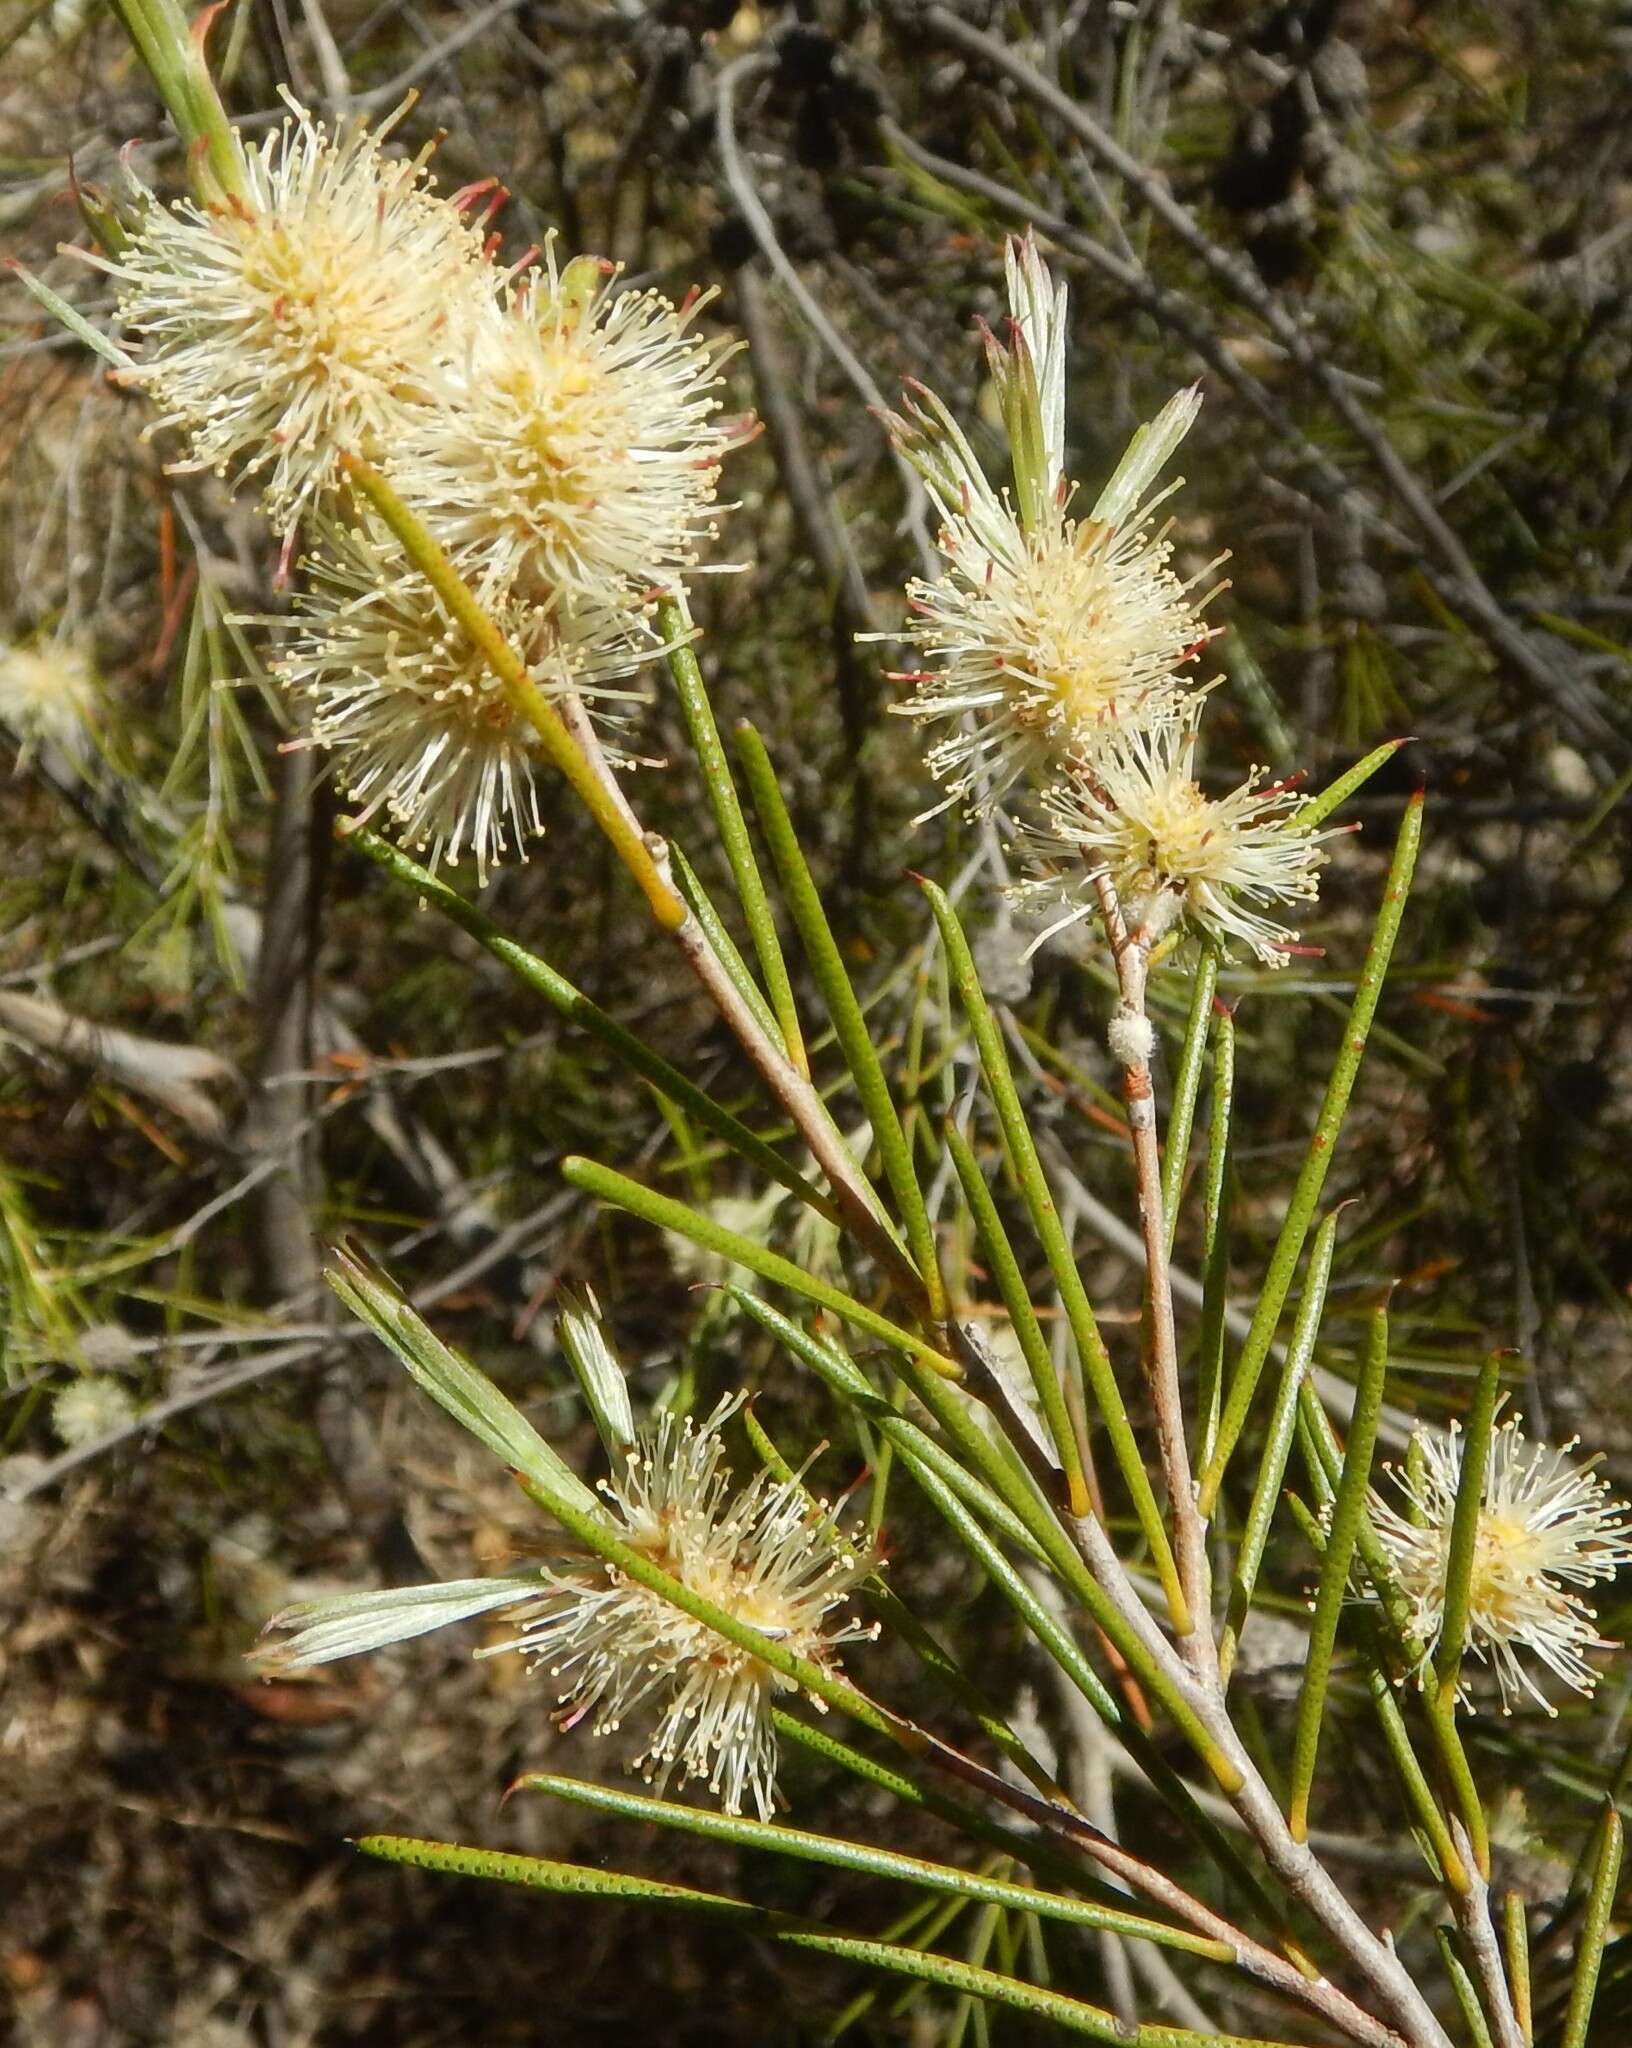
left=1199, top=793, right=1424, bottom=1517
left=1362, top=1654, right=1465, bottom=1891
left=1161, top=945, right=1218, bottom=1254
left=1433, top=1352, right=1504, bottom=1710
left=515, top=1774, right=1234, bottom=1963
left=348, top=828, right=834, bottom=1223
left=728, top=1289, right=1052, bottom=1563
left=1560, top=1805, right=1622, bottom=2048
left=945, top=1120, right=1088, bottom=1509
left=8, top=262, right=135, bottom=370
left=1194, top=1005, right=1234, bottom=1473
left=1502, top=1893, right=1532, bottom=2045
left=355, top=1836, right=1292, bottom=2044
left=1296, top=739, right=1410, bottom=833
left=745, top=1932, right=1290, bottom=2045
left=556, top=1289, right=635, bottom=1456
left=917, top=876, right=1183, bottom=1615
left=1218, top=1207, right=1341, bottom=1687
left=671, top=843, right=783, bottom=1045
left=1436, top=1927, right=1496, bottom=2048
left=327, top=1244, right=601, bottom=1519
left=735, top=722, right=945, bottom=1320
left=1287, top=1304, right=1390, bottom=1841
left=357, top=1833, right=764, bottom=1910
left=106, top=0, right=245, bottom=198
left=658, top=595, right=808, bottom=1074
left=563, top=1157, right=958, bottom=1377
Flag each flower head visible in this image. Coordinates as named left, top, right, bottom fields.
left=882, top=240, right=1219, bottom=818
left=1369, top=1414, right=1632, bottom=1713
left=390, top=242, right=748, bottom=611
left=99, top=94, right=490, bottom=529
left=507, top=1403, right=875, bottom=1819
left=52, top=1373, right=138, bottom=1449
left=1015, top=715, right=1327, bottom=965
left=260, top=1398, right=875, bottom=1821
left=0, top=638, right=99, bottom=760
left=272, top=516, right=654, bottom=880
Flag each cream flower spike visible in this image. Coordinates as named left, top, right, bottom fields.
left=1369, top=1411, right=1632, bottom=1714
left=882, top=241, right=1220, bottom=820
left=0, top=637, right=100, bottom=763
left=260, top=1397, right=877, bottom=1822
left=98, top=91, right=491, bottom=533
left=1015, top=711, right=1328, bottom=966
left=273, top=515, right=656, bottom=881
left=389, top=239, right=750, bottom=613
left=498, top=1401, right=877, bottom=1822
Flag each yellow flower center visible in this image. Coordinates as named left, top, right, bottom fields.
left=1468, top=1511, right=1547, bottom=1632
left=1128, top=777, right=1233, bottom=890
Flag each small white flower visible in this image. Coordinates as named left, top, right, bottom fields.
left=390, top=241, right=748, bottom=612
left=1369, top=1413, right=1632, bottom=1713
left=272, top=516, right=654, bottom=880
left=259, top=1401, right=876, bottom=1821
left=0, top=638, right=99, bottom=761
left=52, top=1374, right=138, bottom=1449
left=1015, top=715, right=1327, bottom=966
left=97, top=94, right=490, bottom=530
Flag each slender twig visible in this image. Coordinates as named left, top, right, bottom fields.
left=1060, top=1506, right=1455, bottom=2048
left=714, top=50, right=938, bottom=577
left=1447, top=1823, right=1527, bottom=2048
left=1094, top=876, right=1213, bottom=1672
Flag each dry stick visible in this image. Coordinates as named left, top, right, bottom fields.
left=715, top=49, right=939, bottom=580
left=913, top=4, right=1630, bottom=758
left=1094, top=877, right=1214, bottom=1676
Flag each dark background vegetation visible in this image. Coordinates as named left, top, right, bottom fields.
left=3, top=1, right=1632, bottom=2040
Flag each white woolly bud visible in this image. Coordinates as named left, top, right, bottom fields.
left=1107, top=1006, right=1156, bottom=1067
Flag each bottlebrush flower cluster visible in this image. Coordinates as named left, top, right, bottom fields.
left=885, top=235, right=1327, bottom=967
left=94, top=95, right=748, bottom=880
left=259, top=1308, right=876, bottom=1821
left=1369, top=1413, right=1632, bottom=1714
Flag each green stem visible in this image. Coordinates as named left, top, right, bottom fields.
left=736, top=722, right=945, bottom=1320
left=1199, top=793, right=1423, bottom=1517
left=1287, top=1305, right=1390, bottom=1842
left=341, top=457, right=687, bottom=931
left=658, top=594, right=807, bottom=1073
